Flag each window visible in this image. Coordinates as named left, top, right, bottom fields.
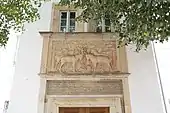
left=60, top=11, right=76, bottom=32
left=96, top=15, right=111, bottom=32
left=105, top=14, right=111, bottom=32
left=60, top=12, right=67, bottom=32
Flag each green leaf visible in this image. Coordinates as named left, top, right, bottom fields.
left=0, top=0, right=44, bottom=47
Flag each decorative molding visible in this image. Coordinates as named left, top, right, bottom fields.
left=45, top=96, right=123, bottom=113
left=46, top=95, right=123, bottom=98
left=51, top=97, right=120, bottom=107
left=38, top=73, right=130, bottom=80
left=46, top=80, right=123, bottom=95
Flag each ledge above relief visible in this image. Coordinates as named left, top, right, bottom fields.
left=39, top=31, right=119, bottom=40
left=38, top=72, right=130, bottom=80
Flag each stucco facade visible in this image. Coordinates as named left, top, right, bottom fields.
left=7, top=2, right=165, bottom=113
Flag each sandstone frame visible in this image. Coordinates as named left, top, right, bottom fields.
left=37, top=4, right=131, bottom=113
left=51, top=4, right=84, bottom=32
left=44, top=96, right=123, bottom=113
left=38, top=77, right=131, bottom=113
left=39, top=32, right=129, bottom=76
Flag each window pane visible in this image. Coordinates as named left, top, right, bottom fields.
left=69, top=12, right=76, bottom=32
left=61, top=12, right=67, bottom=19
left=61, top=20, right=67, bottom=26
left=70, top=12, right=75, bottom=19
left=96, top=21, right=102, bottom=32
left=105, top=13, right=111, bottom=32
left=97, top=21, right=102, bottom=27
left=70, top=19, right=75, bottom=26
left=105, top=19, right=110, bottom=26
left=105, top=16, right=111, bottom=32
left=69, top=26, right=75, bottom=32
left=96, top=26, right=102, bottom=32
left=60, top=27, right=66, bottom=32
left=105, top=26, right=111, bottom=32
left=105, top=14, right=110, bottom=19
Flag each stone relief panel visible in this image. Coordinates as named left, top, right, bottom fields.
left=46, top=80, right=123, bottom=95
left=47, top=39, right=117, bottom=75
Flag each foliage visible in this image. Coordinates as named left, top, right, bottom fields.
left=1, top=0, right=170, bottom=51
left=59, top=0, right=170, bottom=51
left=0, top=0, right=42, bottom=47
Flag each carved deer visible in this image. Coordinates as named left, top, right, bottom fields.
left=85, top=54, right=112, bottom=72
left=57, top=53, right=83, bottom=73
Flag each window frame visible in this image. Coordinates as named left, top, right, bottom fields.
left=96, top=18, right=111, bottom=33
left=59, top=11, right=76, bottom=32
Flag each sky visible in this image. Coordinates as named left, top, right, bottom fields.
left=0, top=35, right=170, bottom=113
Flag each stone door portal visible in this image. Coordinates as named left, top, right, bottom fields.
left=59, top=107, right=109, bottom=113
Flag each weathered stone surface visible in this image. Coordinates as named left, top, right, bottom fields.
left=46, top=80, right=123, bottom=95
left=46, top=37, right=117, bottom=75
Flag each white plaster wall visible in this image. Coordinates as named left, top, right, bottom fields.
left=155, top=42, right=170, bottom=113
left=7, top=2, right=52, bottom=113
left=127, top=45, right=165, bottom=113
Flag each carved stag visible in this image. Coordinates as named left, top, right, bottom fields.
left=85, top=54, right=113, bottom=72
left=54, top=48, right=84, bottom=73
left=57, top=54, right=83, bottom=72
